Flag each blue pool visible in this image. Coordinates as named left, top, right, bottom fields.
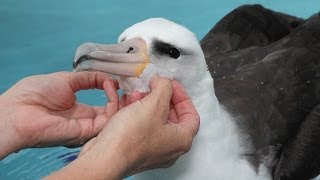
left=1, top=0, right=320, bottom=179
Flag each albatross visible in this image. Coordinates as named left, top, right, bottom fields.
left=72, top=17, right=268, bottom=180
left=72, top=5, right=320, bottom=180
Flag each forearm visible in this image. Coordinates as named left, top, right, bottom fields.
left=44, top=140, right=130, bottom=180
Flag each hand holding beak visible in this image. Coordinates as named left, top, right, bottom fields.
left=46, top=76, right=200, bottom=179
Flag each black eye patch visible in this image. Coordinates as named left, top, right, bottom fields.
left=153, top=40, right=181, bottom=59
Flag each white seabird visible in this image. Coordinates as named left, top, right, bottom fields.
left=73, top=18, right=271, bottom=180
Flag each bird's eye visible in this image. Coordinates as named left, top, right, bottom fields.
left=153, top=40, right=181, bottom=59
left=167, top=47, right=180, bottom=59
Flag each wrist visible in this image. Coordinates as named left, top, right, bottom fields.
left=45, top=138, right=130, bottom=180
left=0, top=94, right=23, bottom=159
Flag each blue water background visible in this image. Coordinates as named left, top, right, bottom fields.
left=1, top=0, right=320, bottom=179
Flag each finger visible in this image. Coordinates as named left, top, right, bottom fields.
left=119, top=94, right=127, bottom=109
left=176, top=107, right=200, bottom=137
left=56, top=71, right=118, bottom=92
left=148, top=76, right=173, bottom=106
left=165, top=123, right=193, bottom=155
left=169, top=105, right=179, bottom=123
left=78, top=79, right=120, bottom=139
left=92, top=106, right=105, bottom=115
left=140, top=92, right=148, bottom=99
left=63, top=114, right=108, bottom=146
left=121, top=92, right=148, bottom=107
left=171, top=80, right=191, bottom=106
left=128, top=91, right=143, bottom=104
left=171, top=80, right=200, bottom=136
left=61, top=103, right=99, bottom=120
left=103, top=79, right=119, bottom=119
left=171, top=80, right=197, bottom=117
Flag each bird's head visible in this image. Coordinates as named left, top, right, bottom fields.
left=73, top=18, right=208, bottom=94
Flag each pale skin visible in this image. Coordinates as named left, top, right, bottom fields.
left=0, top=71, right=200, bottom=179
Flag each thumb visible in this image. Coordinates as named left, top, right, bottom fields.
left=148, top=76, right=173, bottom=106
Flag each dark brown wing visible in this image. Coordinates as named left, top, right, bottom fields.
left=201, top=4, right=320, bottom=180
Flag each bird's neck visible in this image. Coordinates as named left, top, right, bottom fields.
left=180, top=70, right=259, bottom=179
left=185, top=70, right=221, bottom=127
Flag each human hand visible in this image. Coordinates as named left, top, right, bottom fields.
left=118, top=77, right=200, bottom=176
left=49, top=76, right=200, bottom=179
left=0, top=71, right=119, bottom=159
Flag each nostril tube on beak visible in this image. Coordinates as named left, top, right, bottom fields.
left=126, top=47, right=135, bottom=53
left=73, top=55, right=89, bottom=69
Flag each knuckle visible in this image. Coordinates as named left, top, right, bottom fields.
left=192, top=114, right=201, bottom=135
left=160, top=160, right=176, bottom=169
left=179, top=134, right=193, bottom=153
